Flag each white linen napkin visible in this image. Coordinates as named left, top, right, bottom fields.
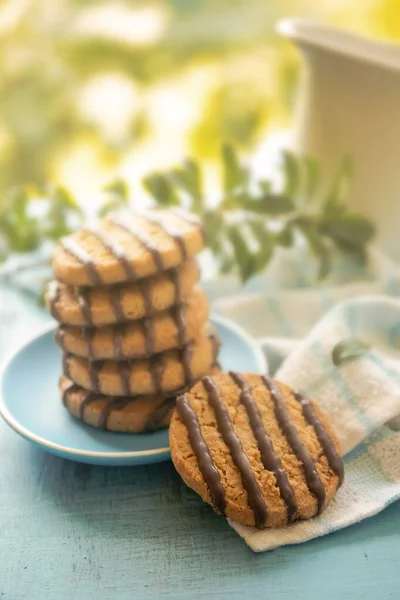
left=228, top=296, right=400, bottom=551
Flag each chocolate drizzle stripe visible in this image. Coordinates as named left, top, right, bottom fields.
left=229, top=372, right=297, bottom=521
left=63, top=354, right=71, bottom=379
left=181, top=343, right=193, bottom=385
left=48, top=281, right=61, bottom=321
left=83, top=226, right=137, bottom=280
left=76, top=288, right=93, bottom=326
left=82, top=328, right=95, bottom=360
left=173, top=304, right=187, bottom=347
left=142, top=317, right=155, bottom=355
left=144, top=397, right=176, bottom=432
left=203, top=376, right=267, bottom=528
left=109, top=287, right=125, bottom=322
left=98, top=397, right=133, bottom=430
left=61, top=381, right=80, bottom=406
left=119, top=361, right=131, bottom=396
left=171, top=208, right=206, bottom=244
left=140, top=278, right=153, bottom=316
left=88, top=360, right=103, bottom=393
left=143, top=213, right=188, bottom=260
left=78, top=390, right=96, bottom=419
left=295, top=392, right=344, bottom=487
left=113, top=324, right=125, bottom=360
left=60, top=238, right=102, bottom=285
left=149, top=355, right=164, bottom=394
left=176, top=394, right=226, bottom=515
left=109, top=215, right=165, bottom=272
left=262, top=376, right=326, bottom=513
left=168, top=267, right=182, bottom=305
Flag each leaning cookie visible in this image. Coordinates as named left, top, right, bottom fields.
left=55, top=287, right=209, bottom=360
left=169, top=372, right=344, bottom=528
left=52, top=209, right=205, bottom=286
left=46, top=259, right=200, bottom=327
left=63, top=328, right=220, bottom=397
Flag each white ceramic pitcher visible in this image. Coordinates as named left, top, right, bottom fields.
left=277, top=18, right=400, bottom=258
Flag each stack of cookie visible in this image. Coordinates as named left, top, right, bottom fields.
left=45, top=209, right=220, bottom=433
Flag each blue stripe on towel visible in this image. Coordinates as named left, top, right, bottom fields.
left=310, top=340, right=374, bottom=432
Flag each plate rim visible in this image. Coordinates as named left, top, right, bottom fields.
left=0, top=314, right=267, bottom=461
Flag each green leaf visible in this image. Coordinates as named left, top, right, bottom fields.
left=321, top=213, right=375, bottom=247
left=332, top=339, right=370, bottom=366
left=203, top=210, right=225, bottom=251
left=259, top=180, right=272, bottom=194
left=303, top=156, right=320, bottom=199
left=324, top=156, right=352, bottom=212
left=297, top=221, right=331, bottom=280
left=143, top=173, right=180, bottom=207
left=221, top=143, right=247, bottom=194
left=227, top=224, right=253, bottom=282
left=242, top=193, right=294, bottom=215
left=282, top=151, right=300, bottom=197
left=48, top=185, right=82, bottom=215
left=275, top=224, right=294, bottom=248
left=171, top=159, right=203, bottom=210
left=103, top=179, right=129, bottom=202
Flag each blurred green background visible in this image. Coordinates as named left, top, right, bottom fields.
left=1, top=0, right=399, bottom=202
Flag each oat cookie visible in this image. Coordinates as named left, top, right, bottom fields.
left=63, top=328, right=220, bottom=397
left=46, top=260, right=200, bottom=327
left=55, top=287, right=209, bottom=360
left=170, top=372, right=343, bottom=528
left=52, top=209, right=205, bottom=286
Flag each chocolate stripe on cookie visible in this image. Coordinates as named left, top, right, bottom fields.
left=76, top=288, right=93, bottom=326
left=63, top=353, right=71, bottom=379
left=48, top=281, right=61, bottom=321
left=181, top=343, right=193, bottom=385
left=88, top=360, right=103, bottom=393
left=60, top=238, right=102, bottom=285
left=113, top=324, right=125, bottom=360
left=98, top=397, right=133, bottom=430
left=84, top=226, right=137, bottom=280
left=173, top=304, right=187, bottom=346
left=168, top=267, right=182, bottom=305
left=150, top=355, right=164, bottom=394
left=262, top=376, right=326, bottom=513
left=61, top=380, right=80, bottom=406
left=203, top=376, right=268, bottom=528
left=230, top=372, right=298, bottom=522
left=119, top=361, right=132, bottom=396
left=142, top=213, right=188, bottom=260
left=78, top=390, right=97, bottom=420
left=144, top=397, right=176, bottom=432
left=142, top=317, right=156, bottom=355
left=109, top=215, right=165, bottom=272
left=82, top=328, right=95, bottom=360
left=171, top=208, right=206, bottom=244
left=109, top=286, right=125, bottom=323
left=176, top=394, right=226, bottom=515
left=295, top=392, right=344, bottom=487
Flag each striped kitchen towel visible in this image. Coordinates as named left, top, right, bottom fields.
left=225, top=295, right=400, bottom=551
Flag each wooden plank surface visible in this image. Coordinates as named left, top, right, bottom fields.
left=1, top=420, right=399, bottom=600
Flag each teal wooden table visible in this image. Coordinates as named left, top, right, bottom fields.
left=0, top=288, right=399, bottom=599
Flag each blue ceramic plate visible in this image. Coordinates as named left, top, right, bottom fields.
left=0, top=315, right=267, bottom=466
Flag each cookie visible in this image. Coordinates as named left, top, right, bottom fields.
left=63, top=328, right=220, bottom=397
left=52, top=209, right=205, bottom=286
left=46, top=259, right=200, bottom=327
left=60, top=376, right=176, bottom=433
left=60, top=360, right=222, bottom=433
left=55, top=288, right=209, bottom=360
left=170, top=372, right=344, bottom=528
